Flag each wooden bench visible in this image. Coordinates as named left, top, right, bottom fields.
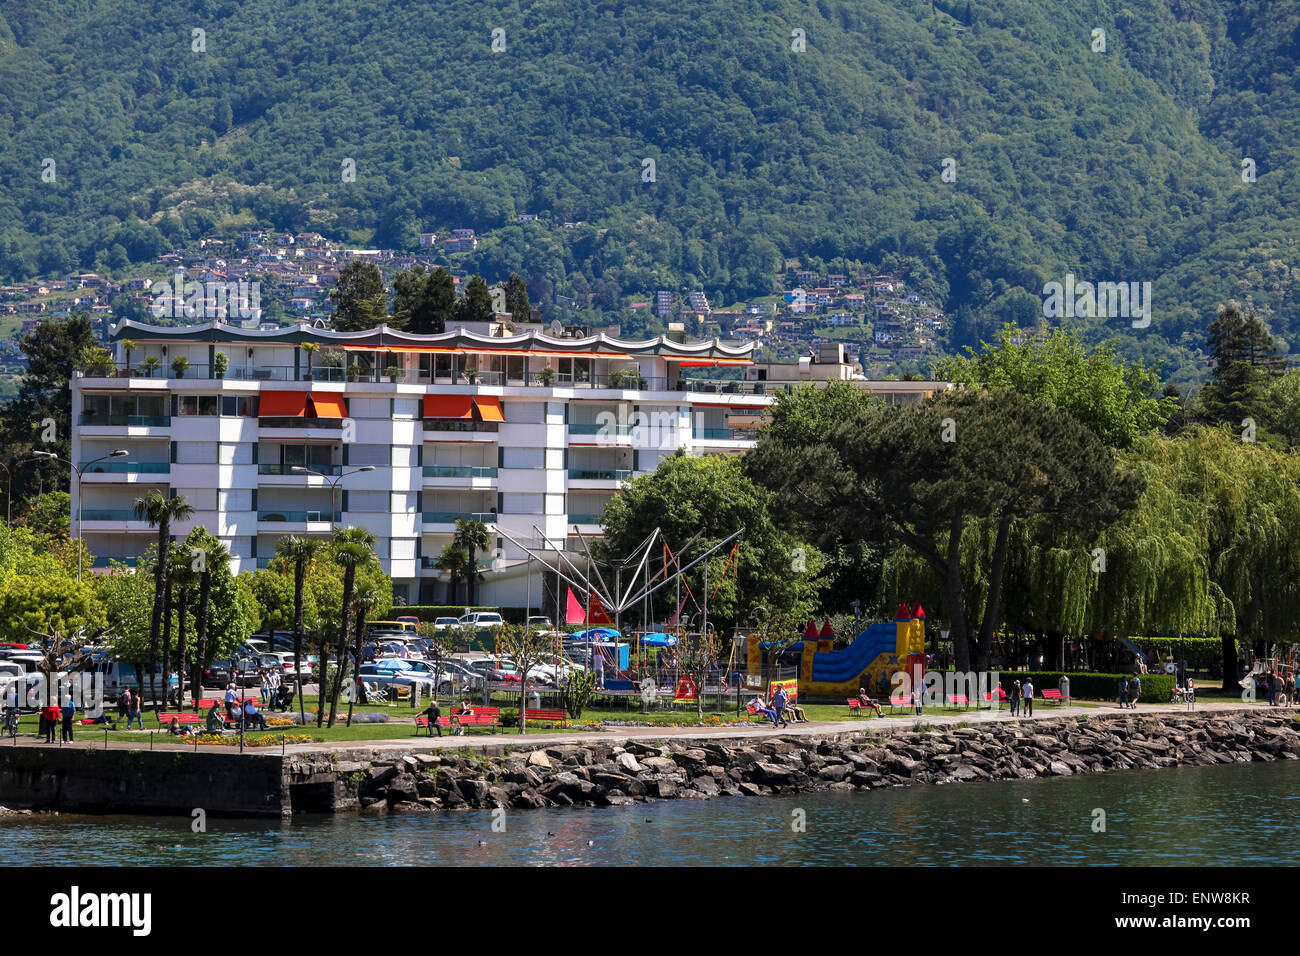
left=521, top=708, right=568, bottom=727
left=1041, top=689, right=1065, bottom=705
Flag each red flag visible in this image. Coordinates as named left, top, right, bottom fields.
left=587, top=591, right=613, bottom=625
left=565, top=588, right=586, bottom=625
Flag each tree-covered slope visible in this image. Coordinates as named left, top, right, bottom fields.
left=0, top=0, right=1296, bottom=380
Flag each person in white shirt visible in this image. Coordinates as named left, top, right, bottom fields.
left=1022, top=679, right=1034, bottom=717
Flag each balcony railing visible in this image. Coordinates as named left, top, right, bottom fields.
left=567, top=423, right=633, bottom=436
left=567, top=513, right=605, bottom=525
left=79, top=461, right=171, bottom=474
left=257, top=463, right=342, bottom=476
left=78, top=414, right=171, bottom=427
left=568, top=469, right=632, bottom=481
left=681, top=379, right=789, bottom=396
left=81, top=509, right=142, bottom=521
left=421, top=511, right=497, bottom=525
left=692, top=428, right=741, bottom=440
left=91, top=555, right=143, bottom=568
left=258, top=417, right=344, bottom=429
left=420, top=556, right=495, bottom=570
left=257, top=510, right=341, bottom=523
left=422, top=420, right=499, bottom=433
left=422, top=466, right=498, bottom=478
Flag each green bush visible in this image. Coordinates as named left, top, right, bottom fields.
left=1123, top=637, right=1224, bottom=669
left=995, top=671, right=1174, bottom=703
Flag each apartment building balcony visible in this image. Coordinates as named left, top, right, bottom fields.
left=256, top=510, right=341, bottom=525
left=257, top=463, right=342, bottom=477
left=421, top=511, right=497, bottom=528
left=566, top=513, right=605, bottom=527
left=78, top=460, right=171, bottom=476
left=568, top=422, right=634, bottom=445
left=419, top=556, right=494, bottom=571
left=422, top=465, right=498, bottom=479
left=567, top=468, right=631, bottom=490
left=77, top=414, right=172, bottom=428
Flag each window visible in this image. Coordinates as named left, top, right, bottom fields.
left=348, top=444, right=389, bottom=466
left=501, top=448, right=544, bottom=470
left=505, top=401, right=544, bottom=424
left=175, top=488, right=217, bottom=510
left=220, top=489, right=254, bottom=511
left=506, top=356, right=525, bottom=382
left=174, top=442, right=216, bottom=464
left=220, top=396, right=259, bottom=417
left=500, top=493, right=543, bottom=515
left=347, top=490, right=388, bottom=513
left=177, top=395, right=218, bottom=416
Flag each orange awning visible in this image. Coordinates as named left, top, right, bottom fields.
left=474, top=396, right=505, bottom=422
left=258, top=391, right=309, bottom=417
left=309, top=394, right=348, bottom=418
left=424, top=394, right=474, bottom=419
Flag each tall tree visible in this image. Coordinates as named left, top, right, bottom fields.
left=437, top=543, right=469, bottom=604
left=276, top=535, right=324, bottom=719
left=389, top=266, right=427, bottom=331
left=455, top=275, right=494, bottom=325
left=1198, top=304, right=1284, bottom=438
left=1, top=315, right=98, bottom=503
left=132, top=491, right=193, bottom=707
left=418, top=267, right=456, bottom=335
left=329, top=260, right=387, bottom=332
left=505, top=272, right=531, bottom=325
left=452, top=519, right=490, bottom=606
left=167, top=543, right=195, bottom=710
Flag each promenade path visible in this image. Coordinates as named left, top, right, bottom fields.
left=4, top=698, right=1270, bottom=757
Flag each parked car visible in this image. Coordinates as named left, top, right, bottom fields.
left=465, top=657, right=522, bottom=683
left=356, top=664, right=435, bottom=694
left=525, top=653, right=587, bottom=685
left=371, top=658, right=483, bottom=693
left=458, top=612, right=504, bottom=629
left=260, top=652, right=310, bottom=684
left=433, top=617, right=461, bottom=632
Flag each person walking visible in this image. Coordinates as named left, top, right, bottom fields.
left=1129, top=674, right=1141, bottom=709
left=60, top=696, right=76, bottom=742
left=127, top=691, right=143, bottom=730
left=1021, top=678, right=1034, bottom=718
left=259, top=668, right=271, bottom=706
left=1118, top=676, right=1129, bottom=709
left=771, top=685, right=789, bottom=729
left=1010, top=680, right=1021, bottom=717
left=42, top=702, right=59, bottom=743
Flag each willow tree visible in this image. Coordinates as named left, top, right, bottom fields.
left=752, top=388, right=1138, bottom=671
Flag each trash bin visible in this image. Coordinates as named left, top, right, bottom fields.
left=1059, top=675, right=1070, bottom=702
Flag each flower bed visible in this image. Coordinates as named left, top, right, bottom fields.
left=189, top=733, right=316, bottom=747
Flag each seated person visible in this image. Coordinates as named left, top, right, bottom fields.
left=451, top=699, right=473, bottom=736
left=785, top=698, right=808, bottom=722
left=746, top=695, right=779, bottom=725
left=205, top=703, right=225, bottom=734
left=241, top=700, right=268, bottom=730
left=857, top=686, right=884, bottom=717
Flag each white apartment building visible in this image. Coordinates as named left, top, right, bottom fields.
left=72, top=320, right=770, bottom=607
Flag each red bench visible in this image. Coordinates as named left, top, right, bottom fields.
left=155, top=711, right=204, bottom=729
left=948, top=694, right=969, bottom=710
left=415, top=707, right=501, bottom=734
left=848, top=698, right=882, bottom=717
left=1041, top=689, right=1065, bottom=705
left=521, top=708, right=568, bottom=727
left=888, top=695, right=912, bottom=714
left=983, top=687, right=1009, bottom=708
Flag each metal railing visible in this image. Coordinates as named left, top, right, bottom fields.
left=81, top=509, right=142, bottom=521
left=256, top=510, right=342, bottom=523
left=567, top=423, right=633, bottom=436
left=422, top=465, right=498, bottom=479
left=567, top=513, right=605, bottom=525
left=567, top=468, right=631, bottom=481
left=78, top=414, right=171, bottom=427
left=79, top=460, right=170, bottom=474
left=421, top=511, right=497, bottom=525
left=257, top=463, right=341, bottom=476
left=422, top=421, right=499, bottom=433
left=257, top=417, right=344, bottom=429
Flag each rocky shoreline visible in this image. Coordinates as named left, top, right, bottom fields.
left=331, top=709, right=1300, bottom=814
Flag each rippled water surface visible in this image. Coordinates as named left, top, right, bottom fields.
left=4, top=760, right=1298, bottom=866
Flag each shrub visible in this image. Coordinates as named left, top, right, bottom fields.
left=994, top=670, right=1174, bottom=703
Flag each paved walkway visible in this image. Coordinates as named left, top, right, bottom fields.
left=4, top=698, right=1270, bottom=757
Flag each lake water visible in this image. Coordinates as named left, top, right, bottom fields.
left=4, top=760, right=1297, bottom=866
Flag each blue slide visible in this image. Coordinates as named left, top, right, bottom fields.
left=810, top=622, right=897, bottom=684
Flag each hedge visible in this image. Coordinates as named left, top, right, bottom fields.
left=995, top=671, right=1175, bottom=704
left=1123, top=637, right=1225, bottom=669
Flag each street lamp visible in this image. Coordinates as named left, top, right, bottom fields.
left=290, top=464, right=377, bottom=530
left=30, top=448, right=128, bottom=582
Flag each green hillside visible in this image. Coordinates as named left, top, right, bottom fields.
left=1, top=0, right=1297, bottom=381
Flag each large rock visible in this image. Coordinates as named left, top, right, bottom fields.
left=386, top=773, right=419, bottom=803
left=615, top=753, right=643, bottom=774
left=640, top=756, right=678, bottom=773
left=526, top=750, right=552, bottom=769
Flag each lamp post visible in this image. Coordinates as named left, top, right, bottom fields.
left=290, top=465, right=377, bottom=530
left=30, top=448, right=128, bottom=582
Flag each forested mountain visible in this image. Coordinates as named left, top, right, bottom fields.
left=1, top=0, right=1297, bottom=381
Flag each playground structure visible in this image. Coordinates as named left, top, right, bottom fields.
left=798, top=603, right=927, bottom=698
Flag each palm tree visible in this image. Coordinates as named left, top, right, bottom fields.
left=276, top=535, right=324, bottom=720
left=133, top=491, right=194, bottom=707
left=301, top=341, right=318, bottom=381
left=345, top=579, right=385, bottom=724
left=168, top=544, right=196, bottom=711
left=437, top=543, right=469, bottom=604
left=327, top=525, right=376, bottom=727
left=192, top=536, right=230, bottom=707
left=164, top=543, right=193, bottom=710
left=120, top=339, right=137, bottom=377
left=139, top=356, right=160, bottom=378
left=453, top=518, right=491, bottom=606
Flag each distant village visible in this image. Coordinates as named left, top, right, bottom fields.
left=0, top=226, right=949, bottom=377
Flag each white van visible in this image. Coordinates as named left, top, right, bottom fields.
left=89, top=659, right=177, bottom=701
